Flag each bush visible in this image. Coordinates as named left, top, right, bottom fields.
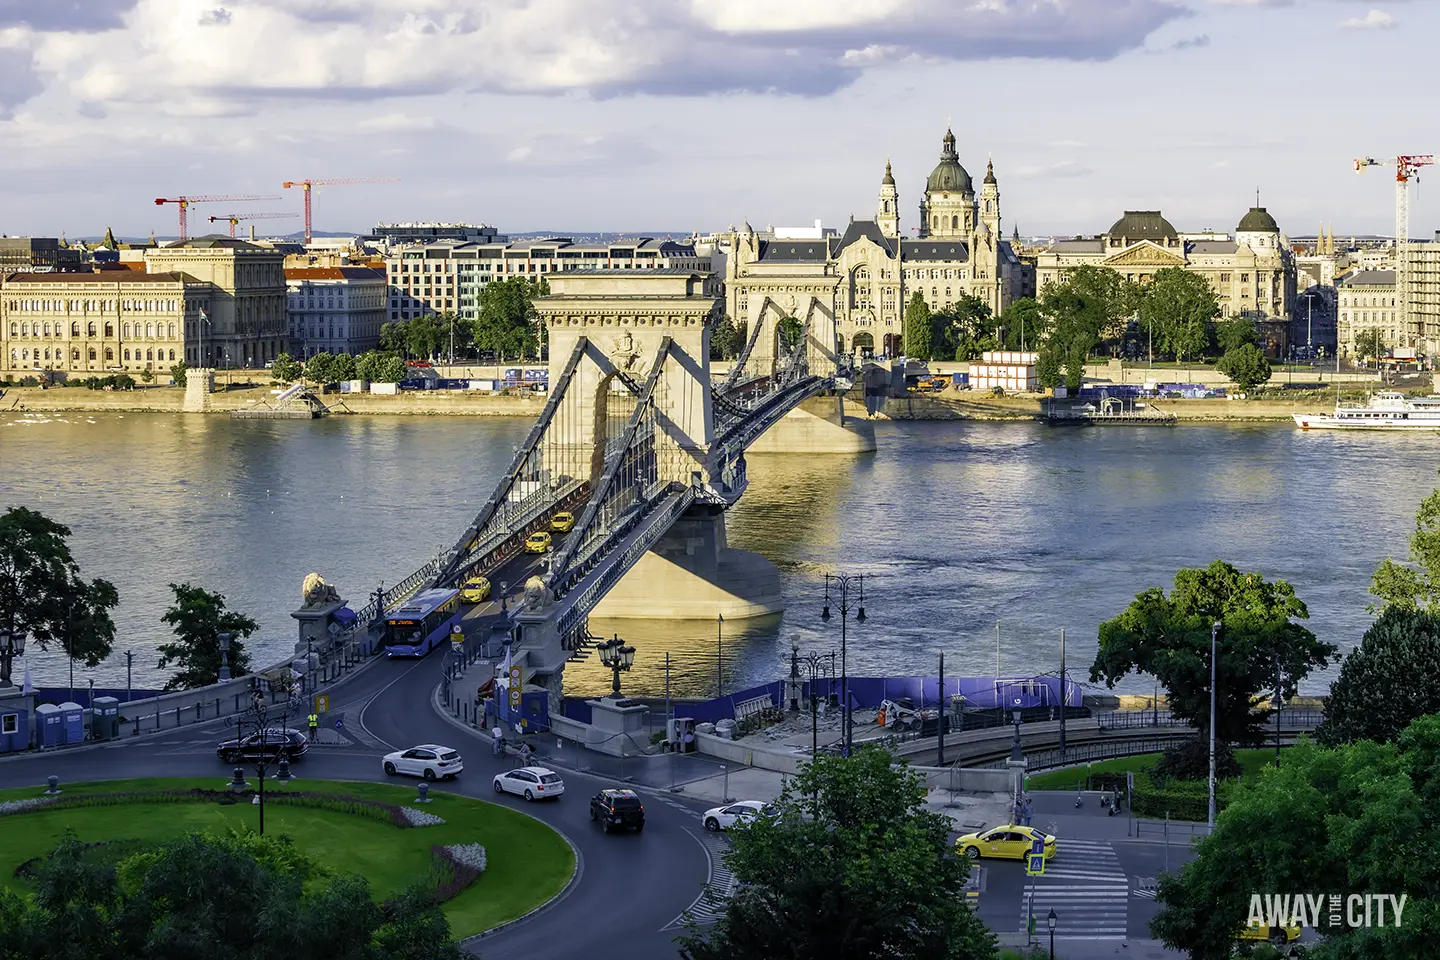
left=170, top=361, right=188, bottom=387
left=1153, top=738, right=1242, bottom=782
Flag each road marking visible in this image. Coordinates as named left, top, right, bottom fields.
left=357, top=656, right=438, bottom=753
left=1020, top=837, right=1129, bottom=938
left=662, top=829, right=734, bottom=931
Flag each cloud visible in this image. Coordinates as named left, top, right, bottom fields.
left=1339, top=9, right=1396, bottom=28
left=5, top=0, right=1187, bottom=119
left=1171, top=34, right=1211, bottom=49
left=1211, top=159, right=1232, bottom=169
left=0, top=0, right=139, bottom=32
left=0, top=47, right=42, bottom=117
left=1013, top=160, right=1093, bottom=179
left=1209, top=0, right=1293, bottom=6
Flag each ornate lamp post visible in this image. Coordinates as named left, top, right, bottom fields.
left=223, top=686, right=298, bottom=835
left=800, top=648, right=825, bottom=758
left=821, top=573, right=866, bottom=757
left=218, top=631, right=233, bottom=682
left=0, top=628, right=26, bottom=688
left=788, top=635, right=801, bottom=712
left=1010, top=707, right=1024, bottom=762
left=1208, top=621, right=1221, bottom=829
left=1271, top=671, right=1284, bottom=769
left=1047, top=908, right=1058, bottom=960
left=597, top=635, right=636, bottom=698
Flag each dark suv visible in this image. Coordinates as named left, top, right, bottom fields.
left=217, top=728, right=309, bottom=764
left=590, top=788, right=645, bottom=833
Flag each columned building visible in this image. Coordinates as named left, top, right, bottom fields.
left=285, top=266, right=386, bottom=357
left=1337, top=270, right=1398, bottom=357
left=725, top=129, right=1024, bottom=358
left=144, top=236, right=287, bottom=369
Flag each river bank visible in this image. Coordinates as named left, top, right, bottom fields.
left=2, top=384, right=1336, bottom=422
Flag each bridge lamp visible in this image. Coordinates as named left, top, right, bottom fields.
left=0, top=628, right=26, bottom=687
left=598, top=637, right=636, bottom=698
left=1047, top=909, right=1058, bottom=960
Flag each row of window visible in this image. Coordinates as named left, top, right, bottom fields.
left=8, top=320, right=179, bottom=339
left=9, top=346, right=176, bottom=363
left=5, top=297, right=188, bottom=313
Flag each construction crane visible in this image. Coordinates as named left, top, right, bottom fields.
left=281, top=177, right=400, bottom=245
left=152, top=194, right=280, bottom=242
left=207, top=212, right=298, bottom=239
left=1355, top=154, right=1436, bottom=348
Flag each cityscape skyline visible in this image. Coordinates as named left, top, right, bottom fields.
left=0, top=1, right=1436, bottom=238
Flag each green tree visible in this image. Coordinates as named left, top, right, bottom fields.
left=1035, top=346, right=1063, bottom=389
left=1149, top=717, right=1440, bottom=960
left=271, top=353, right=301, bottom=383
left=169, top=361, right=188, bottom=387
left=139, top=368, right=154, bottom=384
left=471, top=278, right=546, bottom=360
left=375, top=356, right=408, bottom=384
left=710, top=316, right=743, bottom=360
left=356, top=350, right=386, bottom=383
left=404, top=314, right=445, bottom=361
left=1354, top=327, right=1384, bottom=363
left=428, top=310, right=467, bottom=362
left=1215, top=315, right=1258, bottom=354
left=331, top=353, right=359, bottom=382
left=678, top=747, right=996, bottom=960
left=777, top=316, right=803, bottom=355
left=998, top=296, right=1045, bottom=350
left=1317, top=606, right=1440, bottom=747
left=1140, top=267, right=1219, bottom=363
left=378, top=321, right=409, bottom=356
left=0, top=507, right=119, bottom=679
left=903, top=291, right=932, bottom=360
left=157, top=582, right=258, bottom=690
left=1089, top=561, right=1338, bottom=745
left=1370, top=475, right=1440, bottom=612
left=1215, top=343, right=1272, bottom=391
left=305, top=351, right=337, bottom=385
left=932, top=294, right=993, bottom=361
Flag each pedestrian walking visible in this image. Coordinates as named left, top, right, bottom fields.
left=1013, top=795, right=1024, bottom=825
left=307, top=712, right=319, bottom=742
left=491, top=725, right=504, bottom=756
left=1022, top=795, right=1034, bottom=826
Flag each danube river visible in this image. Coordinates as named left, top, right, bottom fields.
left=1, top=411, right=1431, bottom=699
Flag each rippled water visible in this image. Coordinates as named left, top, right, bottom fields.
left=1, top=411, right=1431, bottom=699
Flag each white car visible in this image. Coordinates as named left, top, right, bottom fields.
left=382, top=744, right=463, bottom=780
left=492, top=766, right=565, bottom=801
left=702, top=800, right=776, bottom=831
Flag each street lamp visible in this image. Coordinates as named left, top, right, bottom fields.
left=821, top=573, right=866, bottom=757
left=223, top=686, right=298, bottom=835
left=789, top=635, right=801, bottom=712
left=0, top=628, right=26, bottom=688
left=1047, top=908, right=1058, bottom=960
left=218, top=631, right=233, bottom=682
left=800, top=649, right=824, bottom=758
left=1271, top=666, right=1284, bottom=769
left=597, top=635, right=636, bottom=698
left=1208, top=621, right=1221, bottom=829
left=1010, top=707, right=1024, bottom=762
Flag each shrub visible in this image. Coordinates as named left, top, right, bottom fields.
left=1153, top=738, right=1241, bottom=782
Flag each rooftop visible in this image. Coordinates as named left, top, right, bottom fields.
left=3, top=270, right=193, bottom=284
left=284, top=266, right=386, bottom=282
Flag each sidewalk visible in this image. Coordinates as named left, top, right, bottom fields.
left=996, top=934, right=1183, bottom=959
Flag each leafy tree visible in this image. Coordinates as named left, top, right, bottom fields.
left=0, top=507, right=119, bottom=679
left=1317, top=606, right=1440, bottom=747
left=428, top=310, right=468, bottom=362
left=1139, top=268, right=1218, bottom=363
left=157, top=582, right=258, bottom=690
left=678, top=747, right=996, bottom=960
left=710, top=315, right=743, bottom=360
left=932, top=294, right=993, bottom=361
left=404, top=314, right=445, bottom=361
left=1149, top=717, right=1440, bottom=960
left=1035, top=346, right=1063, bottom=389
left=305, top=351, right=337, bottom=385
left=0, top=831, right=461, bottom=960
left=378, top=321, right=408, bottom=356
left=1089, top=561, right=1338, bottom=745
left=777, top=316, right=803, bottom=355
left=1216, top=343, right=1272, bottom=391
left=169, top=361, right=188, bottom=387
left=1370, top=475, right=1440, bottom=612
left=271, top=353, right=301, bottom=383
left=139, top=368, right=154, bottom=384
left=375, top=356, right=408, bottom=384
left=331, top=353, right=358, bottom=382
left=356, top=350, right=387, bottom=383
left=1215, top=315, right=1258, bottom=354
left=902, top=291, right=932, bottom=360
left=470, top=278, right=546, bottom=360
left=998, top=297, right=1045, bottom=350
left=1354, top=327, right=1384, bottom=363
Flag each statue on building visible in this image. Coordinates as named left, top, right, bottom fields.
left=522, top=575, right=554, bottom=613
left=301, top=573, right=341, bottom=607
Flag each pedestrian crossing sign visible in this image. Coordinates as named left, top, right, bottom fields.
left=314, top=695, right=330, bottom=715
left=1026, top=854, right=1046, bottom=876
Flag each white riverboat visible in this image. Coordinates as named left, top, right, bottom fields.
left=1293, top=391, right=1440, bottom=430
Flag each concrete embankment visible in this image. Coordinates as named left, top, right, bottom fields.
left=869, top=393, right=1327, bottom=423
left=2, top=384, right=551, bottom=417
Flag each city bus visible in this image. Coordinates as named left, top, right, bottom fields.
left=383, top=588, right=462, bottom=658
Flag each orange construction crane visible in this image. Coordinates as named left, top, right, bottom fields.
left=152, top=194, right=280, bottom=242
left=281, top=177, right=400, bottom=244
left=207, top=212, right=298, bottom=238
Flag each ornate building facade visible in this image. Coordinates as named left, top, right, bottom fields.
left=725, top=129, right=1025, bottom=357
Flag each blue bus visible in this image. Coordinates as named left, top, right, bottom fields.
left=383, top=588, right=462, bottom=658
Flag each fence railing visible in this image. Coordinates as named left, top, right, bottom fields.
left=1096, top=708, right=1323, bottom=732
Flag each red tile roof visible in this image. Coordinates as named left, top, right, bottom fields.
left=284, top=266, right=385, bottom=282
left=3, top=270, right=191, bottom=284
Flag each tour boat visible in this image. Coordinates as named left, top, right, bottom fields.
left=1292, top=391, right=1440, bottom=431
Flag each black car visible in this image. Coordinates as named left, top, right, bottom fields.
left=217, top=728, right=309, bottom=764
left=590, top=788, right=645, bottom=833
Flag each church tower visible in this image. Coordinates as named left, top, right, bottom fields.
left=979, top=158, right=1001, bottom=239
left=877, top=160, right=900, bottom=239
left=918, top=128, right=975, bottom=239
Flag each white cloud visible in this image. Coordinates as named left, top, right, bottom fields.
left=1013, top=160, right=1093, bottom=179
left=1339, top=9, right=1396, bottom=28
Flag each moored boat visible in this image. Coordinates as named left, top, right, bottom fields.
left=1292, top=391, right=1440, bottom=430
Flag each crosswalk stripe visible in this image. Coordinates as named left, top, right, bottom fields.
left=1019, top=837, right=1128, bottom=939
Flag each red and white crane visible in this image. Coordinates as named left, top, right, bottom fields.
left=280, top=177, right=400, bottom=244
left=152, top=194, right=280, bottom=242
left=206, top=212, right=298, bottom=238
left=1355, top=154, right=1435, bottom=347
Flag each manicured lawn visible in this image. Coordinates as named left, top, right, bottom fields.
left=0, top=778, right=574, bottom=939
left=1025, top=749, right=1278, bottom=791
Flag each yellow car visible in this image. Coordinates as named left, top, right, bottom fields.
left=1238, top=920, right=1302, bottom=946
left=524, top=531, right=552, bottom=554
left=954, top=825, right=1057, bottom=862
left=550, top=511, right=575, bottom=533
left=460, top=576, right=491, bottom=604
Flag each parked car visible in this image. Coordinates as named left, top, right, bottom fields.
left=216, top=728, right=309, bottom=764
left=524, top=531, right=552, bottom=554
left=493, top=766, right=565, bottom=800
left=590, top=788, right=645, bottom=833
left=702, top=800, right=776, bottom=832
left=382, top=744, right=464, bottom=780
left=460, top=576, right=491, bottom=603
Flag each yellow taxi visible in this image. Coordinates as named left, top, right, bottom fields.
left=460, top=576, right=491, bottom=604
left=1238, top=919, right=1302, bottom=946
left=524, top=531, right=553, bottom=554
left=550, top=511, right=575, bottom=533
left=954, top=824, right=1057, bottom=862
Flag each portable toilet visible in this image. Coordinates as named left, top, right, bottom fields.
left=35, top=703, right=63, bottom=748
left=92, top=696, right=119, bottom=741
left=58, top=701, right=84, bottom=745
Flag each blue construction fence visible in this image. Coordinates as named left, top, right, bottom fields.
left=31, top=687, right=164, bottom=707
left=562, top=675, right=1082, bottom=726
left=1078, top=383, right=1227, bottom=400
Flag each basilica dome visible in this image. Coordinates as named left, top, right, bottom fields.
left=926, top=128, right=973, bottom=196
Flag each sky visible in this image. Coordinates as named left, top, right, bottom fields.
left=0, top=0, right=1436, bottom=240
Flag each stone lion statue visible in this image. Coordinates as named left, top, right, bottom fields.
left=302, top=573, right=341, bottom=607
left=522, top=575, right=554, bottom=613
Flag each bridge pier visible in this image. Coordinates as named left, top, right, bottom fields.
left=745, top=395, right=876, bottom=454
left=591, top=504, right=783, bottom=619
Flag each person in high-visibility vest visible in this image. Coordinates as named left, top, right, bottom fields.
left=307, top=713, right=319, bottom=741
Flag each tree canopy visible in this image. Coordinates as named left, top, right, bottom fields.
left=1216, top=343, right=1272, bottom=391
left=677, top=747, right=996, bottom=960
left=271, top=353, right=302, bottom=384
left=1149, top=716, right=1440, bottom=960
left=157, top=581, right=259, bottom=690
left=1317, top=605, right=1440, bottom=747
left=0, top=831, right=461, bottom=960
left=902, top=292, right=932, bottom=360
left=1370, top=476, right=1440, bottom=613
left=0, top=506, right=118, bottom=673
left=1140, top=268, right=1218, bottom=363
left=470, top=278, right=547, bottom=360
left=1354, top=328, right=1384, bottom=363
left=1089, top=561, right=1338, bottom=744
